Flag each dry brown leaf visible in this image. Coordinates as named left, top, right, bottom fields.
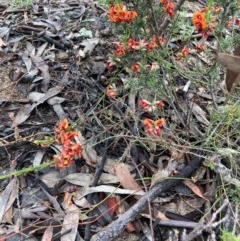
left=73, top=196, right=91, bottom=209
left=104, top=196, right=119, bottom=216
left=80, top=38, right=100, bottom=54
left=75, top=131, right=99, bottom=165
left=177, top=198, right=206, bottom=215
left=126, top=222, right=137, bottom=232
left=217, top=45, right=240, bottom=92
left=61, top=204, right=80, bottom=241
left=190, top=102, right=209, bottom=125
left=183, top=180, right=208, bottom=201
left=0, top=178, right=18, bottom=223
left=31, top=54, right=51, bottom=92
left=74, top=185, right=145, bottom=200
left=115, top=163, right=141, bottom=192
left=64, top=172, right=119, bottom=187
left=2, top=178, right=19, bottom=223
left=41, top=226, right=53, bottom=241
left=0, top=38, right=6, bottom=47
left=3, top=207, right=13, bottom=224
left=217, top=53, right=240, bottom=73
left=14, top=87, right=63, bottom=126
left=155, top=210, right=169, bottom=221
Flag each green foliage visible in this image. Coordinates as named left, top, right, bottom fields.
left=225, top=185, right=240, bottom=203
left=207, top=103, right=240, bottom=149
left=9, top=0, right=32, bottom=7
left=220, top=230, right=240, bottom=241
left=0, top=162, right=52, bottom=180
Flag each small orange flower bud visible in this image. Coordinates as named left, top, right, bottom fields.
left=57, top=118, right=68, bottom=131
left=131, top=63, right=140, bottom=72
left=143, top=118, right=164, bottom=136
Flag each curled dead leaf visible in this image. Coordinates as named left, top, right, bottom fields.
left=216, top=45, right=240, bottom=93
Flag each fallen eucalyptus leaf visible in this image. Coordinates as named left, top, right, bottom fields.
left=75, top=185, right=145, bottom=200
left=64, top=173, right=119, bottom=187
left=14, top=87, right=63, bottom=126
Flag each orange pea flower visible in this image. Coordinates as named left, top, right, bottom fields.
left=155, top=100, right=164, bottom=107
left=124, top=11, right=138, bottom=24
left=160, top=0, right=168, bottom=4
left=195, top=43, right=206, bottom=52
left=192, top=11, right=208, bottom=32
left=139, top=99, right=164, bottom=112
left=139, top=99, right=151, bottom=112
left=127, top=38, right=140, bottom=50
left=164, top=2, right=175, bottom=18
left=181, top=48, right=190, bottom=56
left=143, top=118, right=164, bottom=136
left=158, top=36, right=166, bottom=44
left=57, top=118, right=69, bottom=131
left=54, top=154, right=74, bottom=169
left=131, top=63, right=140, bottom=72
left=106, top=59, right=115, bottom=71
left=56, top=131, right=78, bottom=144
left=106, top=84, right=117, bottom=99
left=54, top=118, right=82, bottom=169
left=114, top=42, right=126, bottom=56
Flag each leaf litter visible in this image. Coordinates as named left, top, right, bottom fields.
left=0, top=0, right=239, bottom=241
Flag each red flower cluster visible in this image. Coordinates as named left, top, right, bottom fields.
left=192, top=11, right=208, bottom=32
left=128, top=36, right=165, bottom=51
left=54, top=119, right=82, bottom=169
left=106, top=58, right=115, bottom=70
left=139, top=99, right=164, bottom=112
left=130, top=61, right=160, bottom=73
left=195, top=43, right=206, bottom=52
left=131, top=63, right=140, bottom=72
left=175, top=47, right=190, bottom=60
left=143, top=118, right=165, bottom=136
left=160, top=0, right=175, bottom=18
left=108, top=4, right=137, bottom=24
left=227, top=17, right=240, bottom=29
left=113, top=37, right=165, bottom=56
left=114, top=42, right=126, bottom=56
left=181, top=48, right=189, bottom=56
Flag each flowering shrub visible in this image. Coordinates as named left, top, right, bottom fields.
left=54, top=119, right=82, bottom=169
left=191, top=6, right=221, bottom=38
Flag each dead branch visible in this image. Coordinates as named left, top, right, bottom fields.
left=184, top=199, right=229, bottom=241
left=91, top=153, right=204, bottom=241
